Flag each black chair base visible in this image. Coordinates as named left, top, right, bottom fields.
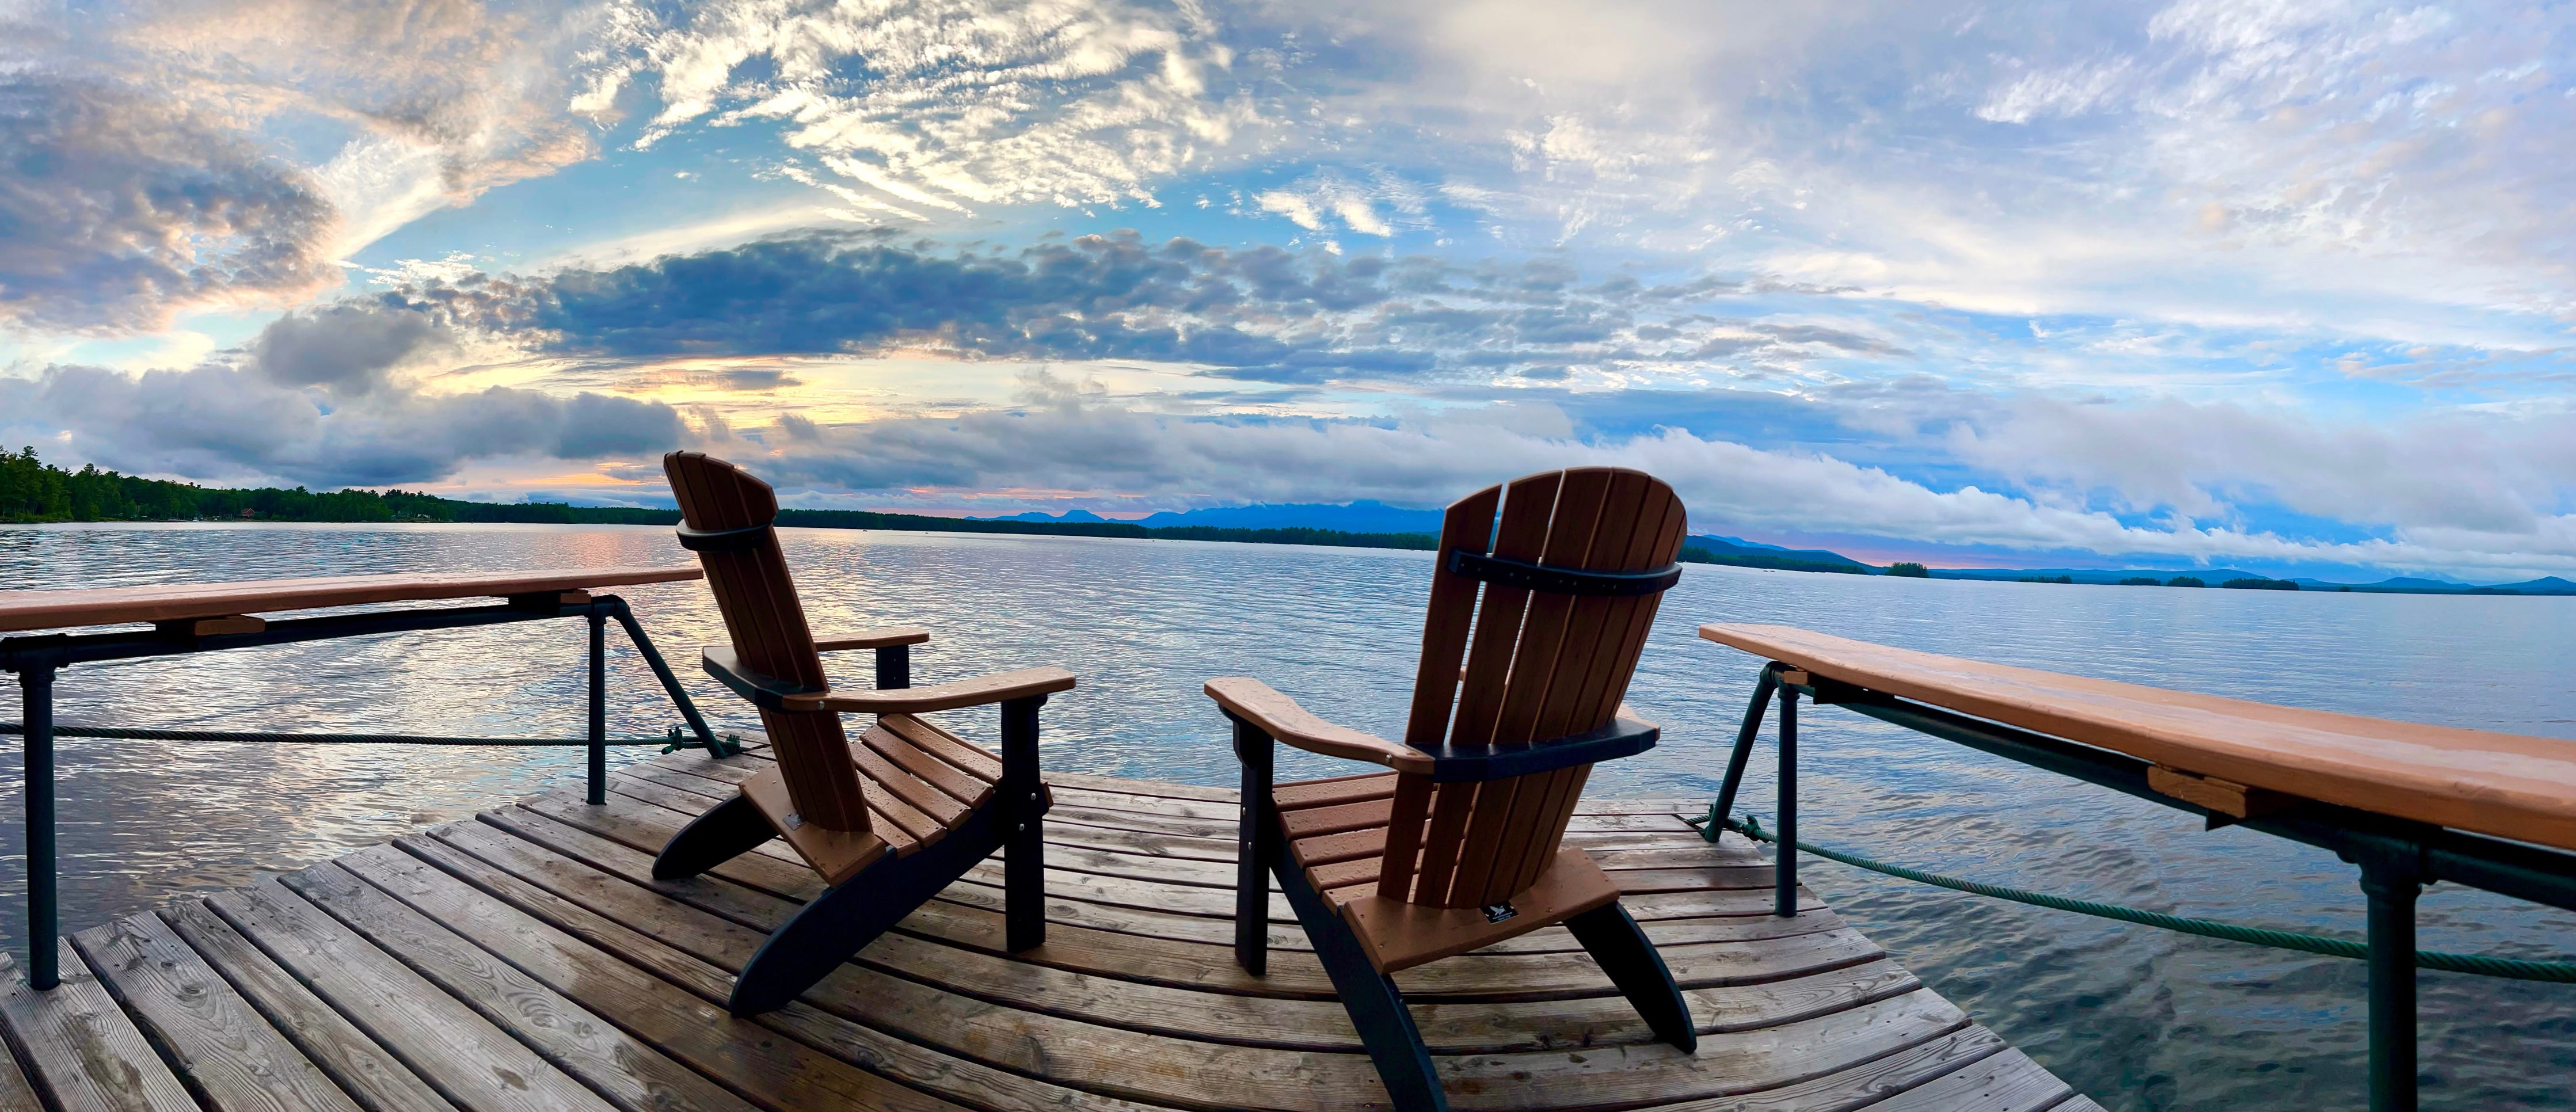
left=654, top=787, right=1049, bottom=1015
left=1273, top=851, right=1445, bottom=1110
left=652, top=793, right=775, bottom=881
left=1563, top=902, right=1697, bottom=1053
left=1258, top=842, right=1695, bottom=1111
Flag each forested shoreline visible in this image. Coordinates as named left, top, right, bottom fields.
left=0, top=447, right=1895, bottom=573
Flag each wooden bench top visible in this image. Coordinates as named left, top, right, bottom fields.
left=0, top=567, right=703, bottom=633
left=1702, top=622, right=2576, bottom=853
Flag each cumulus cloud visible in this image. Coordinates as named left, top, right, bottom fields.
left=0, top=73, right=340, bottom=331
left=376, top=230, right=1893, bottom=386
left=248, top=302, right=456, bottom=395
left=2, top=362, right=683, bottom=487
left=7, top=275, right=679, bottom=485
left=718, top=402, right=2576, bottom=578
left=1947, top=396, right=2576, bottom=538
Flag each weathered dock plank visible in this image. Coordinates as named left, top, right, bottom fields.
left=276, top=863, right=763, bottom=1112
left=0, top=1026, right=36, bottom=1112
left=1859, top=1048, right=2073, bottom=1112
left=206, top=880, right=615, bottom=1112
left=0, top=745, right=2087, bottom=1112
left=71, top=913, right=363, bottom=1112
left=394, top=827, right=1186, bottom=1112
left=509, top=786, right=1869, bottom=1000
left=0, top=1046, right=33, bottom=1112
left=318, top=849, right=968, bottom=1112
left=0, top=942, right=197, bottom=1112
left=158, top=901, right=461, bottom=1112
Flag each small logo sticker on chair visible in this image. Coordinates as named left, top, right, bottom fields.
left=1482, top=902, right=1517, bottom=923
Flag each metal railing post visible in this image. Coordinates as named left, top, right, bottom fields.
left=587, top=612, right=607, bottom=805
left=1776, top=683, right=1799, bottom=918
left=1710, top=666, right=1779, bottom=837
left=2359, top=850, right=2425, bottom=1112
left=604, top=600, right=725, bottom=756
left=18, top=664, right=55, bottom=989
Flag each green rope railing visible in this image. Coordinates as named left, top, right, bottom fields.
left=1690, top=805, right=2576, bottom=983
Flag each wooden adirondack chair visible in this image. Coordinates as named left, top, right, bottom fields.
left=652, top=451, right=1076, bottom=1015
left=1208, top=467, right=1696, bottom=1111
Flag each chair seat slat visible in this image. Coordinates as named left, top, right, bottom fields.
left=882, top=715, right=1003, bottom=783
left=861, top=780, right=943, bottom=848
left=863, top=725, right=995, bottom=810
left=1274, top=772, right=1397, bottom=812
left=852, top=744, right=969, bottom=829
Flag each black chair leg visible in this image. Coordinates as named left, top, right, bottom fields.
left=1231, top=714, right=1276, bottom=976
left=1002, top=696, right=1048, bottom=953
left=652, top=793, right=777, bottom=881
left=1276, top=860, right=1445, bottom=1111
left=1566, top=902, right=1697, bottom=1052
left=727, top=799, right=1004, bottom=1015
left=730, top=851, right=907, bottom=1014
left=1004, top=808, right=1045, bottom=952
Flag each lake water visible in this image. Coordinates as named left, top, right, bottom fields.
left=2, top=522, right=2571, bottom=1110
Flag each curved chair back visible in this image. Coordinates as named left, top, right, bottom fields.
left=664, top=451, right=872, bottom=832
left=1378, top=467, right=1686, bottom=908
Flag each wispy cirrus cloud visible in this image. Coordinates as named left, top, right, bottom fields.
left=0, top=0, right=596, bottom=332
left=574, top=0, right=1259, bottom=217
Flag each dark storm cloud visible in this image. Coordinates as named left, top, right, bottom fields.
left=385, top=230, right=1886, bottom=384
left=0, top=74, right=339, bottom=332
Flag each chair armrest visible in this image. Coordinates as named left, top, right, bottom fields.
left=1204, top=677, right=1434, bottom=775
left=814, top=625, right=931, bottom=652
left=792, top=667, right=1076, bottom=714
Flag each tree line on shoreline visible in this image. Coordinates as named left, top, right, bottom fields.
left=6, top=448, right=2548, bottom=592
left=0, top=446, right=1930, bottom=573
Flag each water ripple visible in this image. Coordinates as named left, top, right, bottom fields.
left=1, top=523, right=2571, bottom=1109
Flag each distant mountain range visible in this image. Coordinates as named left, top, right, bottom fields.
left=972, top=505, right=1876, bottom=566
left=976, top=500, right=1449, bottom=534
left=1931, top=568, right=2576, bottom=595
left=968, top=503, right=2573, bottom=593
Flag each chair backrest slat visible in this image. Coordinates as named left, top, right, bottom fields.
left=1375, top=466, right=1684, bottom=908
left=665, top=452, right=871, bottom=832
left=1399, top=485, right=1501, bottom=749
left=1406, top=781, right=1481, bottom=904
left=1447, top=472, right=1564, bottom=749
left=1373, top=775, right=1436, bottom=902
left=1530, top=471, right=1657, bottom=742
left=1515, top=764, right=1592, bottom=892
left=1487, top=468, right=1618, bottom=747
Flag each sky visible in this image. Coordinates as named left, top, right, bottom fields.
left=3, top=0, right=2573, bottom=580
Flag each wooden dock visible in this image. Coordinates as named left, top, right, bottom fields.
left=0, top=743, right=2098, bottom=1111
